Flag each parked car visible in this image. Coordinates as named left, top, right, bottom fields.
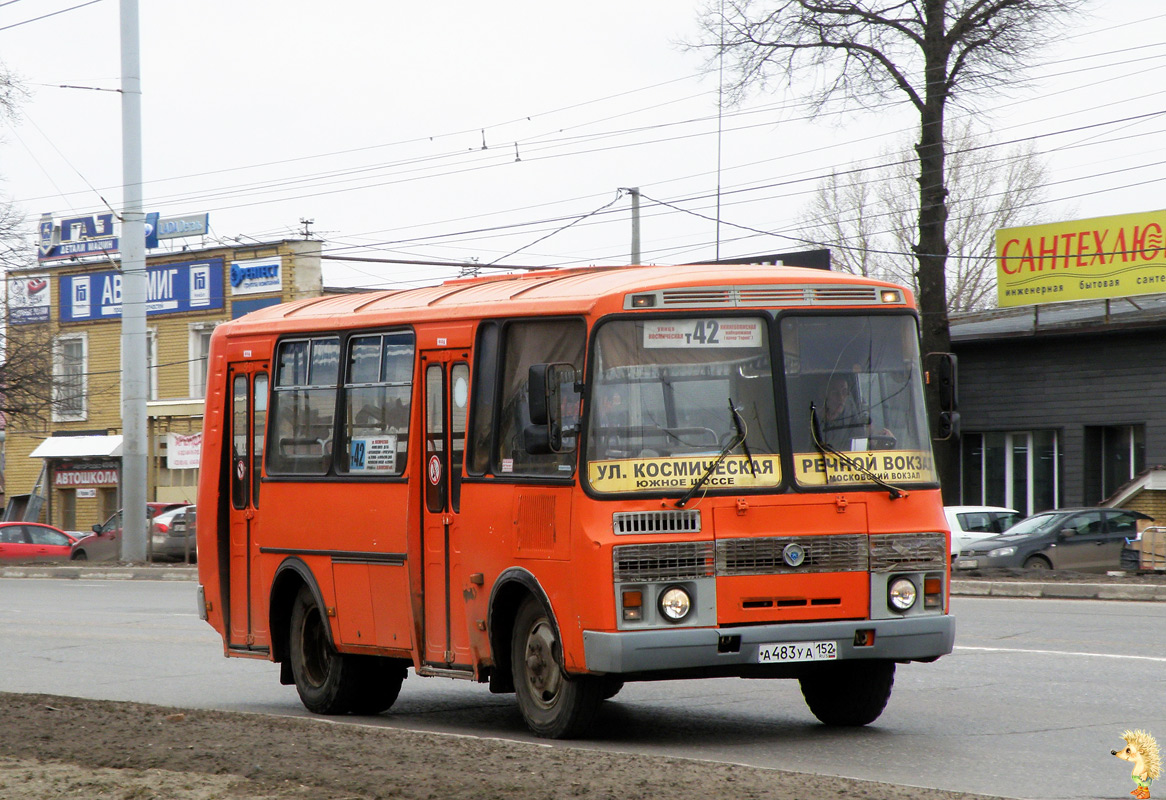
left=944, top=505, right=1022, bottom=556
left=0, top=522, right=81, bottom=563
left=149, top=504, right=197, bottom=562
left=953, top=507, right=1151, bottom=572
left=72, top=502, right=187, bottom=562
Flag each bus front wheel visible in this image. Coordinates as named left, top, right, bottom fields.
left=799, top=660, right=895, bottom=726
left=288, top=586, right=405, bottom=715
left=511, top=597, right=602, bottom=738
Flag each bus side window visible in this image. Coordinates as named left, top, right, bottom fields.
left=268, top=337, right=340, bottom=476
left=341, top=330, right=414, bottom=476
left=495, top=318, right=585, bottom=478
left=467, top=322, right=499, bottom=476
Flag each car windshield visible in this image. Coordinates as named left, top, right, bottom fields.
left=585, top=317, right=781, bottom=495
left=1002, top=513, right=1063, bottom=535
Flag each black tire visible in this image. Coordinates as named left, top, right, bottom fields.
left=599, top=677, right=625, bottom=701
left=511, top=597, right=602, bottom=738
left=288, top=586, right=405, bottom=715
left=1023, top=555, right=1051, bottom=570
left=346, top=658, right=408, bottom=715
left=800, top=660, right=895, bottom=726
left=71, top=551, right=87, bottom=561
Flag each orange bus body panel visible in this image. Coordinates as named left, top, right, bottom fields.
left=196, top=264, right=953, bottom=704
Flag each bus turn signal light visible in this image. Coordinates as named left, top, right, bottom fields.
left=622, top=590, right=643, bottom=621
left=924, top=575, right=943, bottom=609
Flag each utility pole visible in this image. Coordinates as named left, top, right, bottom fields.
left=119, top=0, right=148, bottom=561
left=627, top=187, right=641, bottom=265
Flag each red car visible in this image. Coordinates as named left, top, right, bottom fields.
left=0, top=522, right=81, bottom=563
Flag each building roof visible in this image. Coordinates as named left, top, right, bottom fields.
left=951, top=293, right=1166, bottom=342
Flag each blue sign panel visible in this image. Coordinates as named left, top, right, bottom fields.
left=59, top=258, right=225, bottom=322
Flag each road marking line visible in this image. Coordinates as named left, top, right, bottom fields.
left=956, top=645, right=1166, bottom=663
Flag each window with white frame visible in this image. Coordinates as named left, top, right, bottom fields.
left=189, top=323, right=216, bottom=399
left=53, top=333, right=88, bottom=421
left=147, top=328, right=158, bottom=401
left=961, top=430, right=1060, bottom=517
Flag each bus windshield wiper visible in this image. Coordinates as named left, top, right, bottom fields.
left=674, top=399, right=749, bottom=508
left=810, top=402, right=907, bottom=500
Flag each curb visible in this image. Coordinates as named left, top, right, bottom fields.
left=0, top=565, right=198, bottom=581
left=951, top=579, right=1166, bottom=602
left=4, top=567, right=1165, bottom=602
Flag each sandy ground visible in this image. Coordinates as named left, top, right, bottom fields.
left=0, top=692, right=1010, bottom=800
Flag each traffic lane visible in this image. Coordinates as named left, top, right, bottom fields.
left=0, top=578, right=286, bottom=711
left=2, top=581, right=1162, bottom=800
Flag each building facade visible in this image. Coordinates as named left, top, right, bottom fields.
left=950, top=295, right=1166, bottom=517
left=4, top=239, right=323, bottom=532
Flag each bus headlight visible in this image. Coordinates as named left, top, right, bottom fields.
left=658, top=586, right=692, bottom=623
left=888, top=577, right=918, bottom=612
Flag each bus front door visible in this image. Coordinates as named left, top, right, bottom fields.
left=421, top=351, right=471, bottom=670
left=227, top=364, right=269, bottom=651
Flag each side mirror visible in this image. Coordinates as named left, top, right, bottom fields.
left=935, top=353, right=958, bottom=412
left=525, top=363, right=579, bottom=455
left=1059, top=528, right=1076, bottom=539
left=92, top=524, right=101, bottom=534
left=937, top=411, right=961, bottom=440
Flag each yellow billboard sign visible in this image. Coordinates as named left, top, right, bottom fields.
left=996, top=209, right=1166, bottom=307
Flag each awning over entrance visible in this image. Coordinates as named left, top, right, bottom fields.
left=30, top=435, right=124, bottom=459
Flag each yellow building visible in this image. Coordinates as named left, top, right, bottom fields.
left=4, top=238, right=324, bottom=532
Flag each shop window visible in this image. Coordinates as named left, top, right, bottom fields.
left=961, top=430, right=1060, bottom=516
left=1084, top=424, right=1145, bottom=504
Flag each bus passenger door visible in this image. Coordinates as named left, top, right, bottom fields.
left=227, top=363, right=269, bottom=650
left=420, top=350, right=472, bottom=670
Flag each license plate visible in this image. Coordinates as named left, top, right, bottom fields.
left=757, top=640, right=837, bottom=663
left=955, top=558, right=978, bottom=569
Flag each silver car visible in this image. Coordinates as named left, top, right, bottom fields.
left=150, top=505, right=197, bottom=562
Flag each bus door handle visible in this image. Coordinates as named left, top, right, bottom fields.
left=442, top=514, right=453, bottom=526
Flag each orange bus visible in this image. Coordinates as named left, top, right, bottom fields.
left=196, top=263, right=955, bottom=738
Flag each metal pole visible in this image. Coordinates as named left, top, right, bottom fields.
left=119, top=0, right=148, bottom=561
left=629, top=187, right=641, bottom=265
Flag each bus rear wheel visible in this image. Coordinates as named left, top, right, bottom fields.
left=799, top=660, right=895, bottom=726
left=288, top=586, right=405, bottom=715
left=511, top=597, right=602, bottom=739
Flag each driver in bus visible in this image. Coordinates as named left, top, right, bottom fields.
left=821, top=374, right=895, bottom=451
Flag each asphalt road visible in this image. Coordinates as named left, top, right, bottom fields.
left=2, top=577, right=1164, bottom=800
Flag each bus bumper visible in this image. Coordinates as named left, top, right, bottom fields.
left=582, top=614, right=955, bottom=674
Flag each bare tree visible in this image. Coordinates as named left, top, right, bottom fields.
left=800, top=122, right=1053, bottom=311
left=697, top=0, right=1085, bottom=498
left=0, top=319, right=60, bottom=425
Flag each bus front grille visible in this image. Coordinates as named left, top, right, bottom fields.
left=869, top=532, right=947, bottom=572
left=716, top=534, right=868, bottom=575
left=613, top=542, right=715, bottom=582
left=612, top=510, right=702, bottom=535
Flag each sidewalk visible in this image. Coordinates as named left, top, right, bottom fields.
left=4, top=564, right=1166, bottom=601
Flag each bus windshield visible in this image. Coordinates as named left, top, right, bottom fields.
left=585, top=317, right=781, bottom=494
left=781, top=314, right=935, bottom=488
left=583, top=313, right=937, bottom=495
